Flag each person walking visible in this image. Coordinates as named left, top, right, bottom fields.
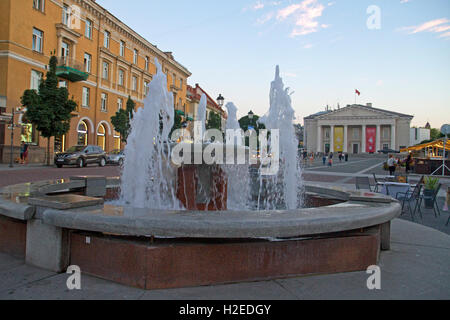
left=405, top=153, right=412, bottom=174
left=387, top=155, right=396, bottom=176
left=322, top=153, right=326, bottom=166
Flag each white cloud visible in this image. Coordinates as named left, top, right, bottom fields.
left=303, top=43, right=314, bottom=49
left=399, top=18, right=450, bottom=40
left=253, top=1, right=265, bottom=10
left=400, top=0, right=411, bottom=3
left=275, top=0, right=328, bottom=37
left=376, top=80, right=384, bottom=87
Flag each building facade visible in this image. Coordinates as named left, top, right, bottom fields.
left=304, top=103, right=413, bottom=154
left=0, top=0, right=191, bottom=163
left=410, top=127, right=431, bottom=147
left=186, top=84, right=227, bottom=134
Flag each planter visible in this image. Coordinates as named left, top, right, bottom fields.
left=423, top=189, right=435, bottom=209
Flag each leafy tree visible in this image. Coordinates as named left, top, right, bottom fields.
left=238, top=112, right=266, bottom=147
left=430, top=128, right=444, bottom=141
left=111, top=95, right=135, bottom=143
left=21, top=55, right=77, bottom=165
left=206, top=111, right=222, bottom=131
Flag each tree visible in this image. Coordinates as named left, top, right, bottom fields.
left=111, top=95, right=135, bottom=143
left=238, top=113, right=266, bottom=147
left=206, top=111, right=222, bottom=131
left=21, top=55, right=77, bottom=165
left=430, top=128, right=444, bottom=141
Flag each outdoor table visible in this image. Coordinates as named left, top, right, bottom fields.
left=380, top=182, right=411, bottom=198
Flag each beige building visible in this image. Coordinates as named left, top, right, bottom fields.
left=304, top=103, right=413, bottom=154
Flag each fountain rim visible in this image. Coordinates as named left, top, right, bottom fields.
left=0, top=178, right=401, bottom=239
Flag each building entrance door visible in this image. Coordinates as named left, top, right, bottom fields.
left=353, top=143, right=359, bottom=154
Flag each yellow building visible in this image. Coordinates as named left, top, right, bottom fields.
left=0, top=0, right=191, bottom=163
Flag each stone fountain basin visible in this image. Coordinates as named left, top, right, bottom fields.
left=0, top=177, right=401, bottom=290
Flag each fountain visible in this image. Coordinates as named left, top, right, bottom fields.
left=0, top=61, right=401, bottom=290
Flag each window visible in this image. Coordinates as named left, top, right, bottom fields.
left=77, top=121, right=88, bottom=145
left=97, top=124, right=106, bottom=151
left=62, top=4, right=71, bottom=27
left=145, top=56, right=149, bottom=71
left=85, top=19, right=93, bottom=39
left=117, top=98, right=123, bottom=111
left=58, top=80, right=67, bottom=88
left=61, top=41, right=69, bottom=60
left=118, top=69, right=124, bottom=86
left=113, top=132, right=121, bottom=150
left=132, top=76, right=137, bottom=91
left=30, top=70, right=43, bottom=91
left=144, top=81, right=149, bottom=96
left=101, top=93, right=108, bottom=112
left=82, top=87, right=90, bottom=108
left=120, top=41, right=125, bottom=57
left=21, top=122, right=38, bottom=145
left=84, top=53, right=91, bottom=73
left=172, top=73, right=176, bottom=86
left=180, top=78, right=183, bottom=89
left=352, top=128, right=359, bottom=140
left=32, top=28, right=43, bottom=53
left=102, top=61, right=109, bottom=80
left=383, top=127, right=390, bottom=139
left=104, top=30, right=110, bottom=48
left=383, top=143, right=389, bottom=150
left=33, top=0, right=45, bottom=12
left=133, top=49, right=138, bottom=64
left=325, top=128, right=330, bottom=139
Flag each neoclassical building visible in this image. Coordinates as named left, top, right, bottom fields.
left=304, top=103, right=413, bottom=154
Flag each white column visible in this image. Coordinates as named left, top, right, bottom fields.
left=391, top=123, right=396, bottom=150
left=361, top=125, right=366, bottom=153
left=317, top=125, right=322, bottom=152
left=343, top=125, right=348, bottom=153
left=376, top=124, right=381, bottom=152
left=330, top=125, right=335, bottom=153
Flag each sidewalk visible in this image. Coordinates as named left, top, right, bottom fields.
left=0, top=218, right=448, bottom=300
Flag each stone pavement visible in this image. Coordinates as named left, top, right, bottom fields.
left=0, top=218, right=449, bottom=300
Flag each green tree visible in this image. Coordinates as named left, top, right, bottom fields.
left=238, top=112, right=266, bottom=147
left=206, top=111, right=222, bottom=131
left=111, top=95, right=135, bottom=143
left=430, top=128, right=444, bottom=141
left=21, top=55, right=77, bottom=165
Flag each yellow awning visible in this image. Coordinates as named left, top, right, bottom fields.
left=401, top=138, right=450, bottom=153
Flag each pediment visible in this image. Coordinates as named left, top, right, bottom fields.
left=317, top=105, right=396, bottom=119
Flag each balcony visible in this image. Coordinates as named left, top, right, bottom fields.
left=55, top=57, right=89, bottom=82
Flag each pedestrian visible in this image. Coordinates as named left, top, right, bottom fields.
left=405, top=153, right=412, bottom=174
left=338, top=152, right=342, bottom=162
left=19, top=142, right=25, bottom=164
left=387, top=155, right=396, bottom=176
left=345, top=153, right=349, bottom=162
left=23, top=143, right=29, bottom=164
left=322, top=153, right=326, bottom=166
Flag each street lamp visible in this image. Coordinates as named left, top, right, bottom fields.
left=216, top=94, right=224, bottom=108
left=248, top=110, right=254, bottom=120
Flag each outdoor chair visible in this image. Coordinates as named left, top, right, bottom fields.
left=394, top=183, right=423, bottom=221
left=394, top=173, right=408, bottom=183
left=372, top=173, right=385, bottom=193
left=417, top=184, right=442, bottom=219
left=410, top=175, right=424, bottom=191
left=355, top=176, right=372, bottom=192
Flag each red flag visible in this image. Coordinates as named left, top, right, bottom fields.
left=355, top=89, right=361, bottom=96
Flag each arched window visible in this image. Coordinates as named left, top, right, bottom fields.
left=77, top=121, right=88, bottom=145
left=97, top=124, right=106, bottom=151
left=113, top=131, right=121, bottom=151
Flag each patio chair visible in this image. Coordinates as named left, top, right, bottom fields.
left=417, top=184, right=442, bottom=219
left=410, top=175, right=424, bottom=191
left=395, top=183, right=422, bottom=221
left=355, top=176, right=372, bottom=192
left=395, top=173, right=408, bottom=183
left=372, top=173, right=385, bottom=193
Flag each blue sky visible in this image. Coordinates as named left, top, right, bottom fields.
left=97, top=0, right=450, bottom=128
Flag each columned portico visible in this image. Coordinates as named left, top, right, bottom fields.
left=304, top=104, right=413, bottom=154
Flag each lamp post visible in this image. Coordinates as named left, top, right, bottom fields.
left=216, top=94, right=224, bottom=108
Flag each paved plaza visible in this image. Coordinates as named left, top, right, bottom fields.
left=0, top=156, right=449, bottom=300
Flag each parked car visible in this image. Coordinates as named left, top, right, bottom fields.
left=377, top=148, right=400, bottom=154
left=107, top=149, right=125, bottom=166
left=54, top=145, right=107, bottom=168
